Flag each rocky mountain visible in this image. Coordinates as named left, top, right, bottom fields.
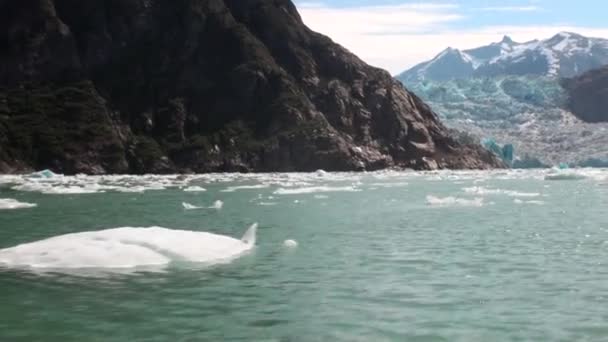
left=563, top=66, right=608, bottom=123
left=398, top=32, right=608, bottom=83
left=0, top=0, right=502, bottom=174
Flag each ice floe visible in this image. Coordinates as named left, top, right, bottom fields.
left=258, top=202, right=278, bottom=206
left=463, top=186, right=540, bottom=197
left=182, top=200, right=223, bottom=210
left=514, top=199, right=545, bottom=205
left=0, top=198, right=37, bottom=210
left=283, top=239, right=298, bottom=248
left=0, top=224, right=257, bottom=272
left=426, top=195, right=484, bottom=207
left=220, top=184, right=270, bottom=192
left=183, top=186, right=207, bottom=192
left=274, top=186, right=360, bottom=195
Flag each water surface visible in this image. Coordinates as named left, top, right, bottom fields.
left=1, top=170, right=608, bottom=341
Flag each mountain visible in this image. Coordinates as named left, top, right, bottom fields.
left=563, top=66, right=608, bottom=122
left=0, top=0, right=502, bottom=174
left=397, top=32, right=608, bottom=167
left=398, top=32, right=608, bottom=83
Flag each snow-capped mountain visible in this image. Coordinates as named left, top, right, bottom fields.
left=398, top=32, right=608, bottom=83
left=396, top=32, right=608, bottom=167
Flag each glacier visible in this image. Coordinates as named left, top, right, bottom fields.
left=406, top=75, right=608, bottom=167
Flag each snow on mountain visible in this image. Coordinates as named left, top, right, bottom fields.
left=398, top=32, right=608, bottom=82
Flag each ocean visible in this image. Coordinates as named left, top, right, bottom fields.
left=1, top=169, right=607, bottom=341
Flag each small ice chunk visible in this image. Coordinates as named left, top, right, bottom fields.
left=183, top=200, right=223, bottom=210
left=210, top=200, right=224, bottom=210
left=28, top=169, right=58, bottom=179
left=274, top=186, right=359, bottom=195
left=426, top=195, right=484, bottom=207
left=182, top=202, right=202, bottom=210
left=183, top=186, right=207, bottom=192
left=220, top=184, right=269, bottom=192
left=283, top=239, right=298, bottom=248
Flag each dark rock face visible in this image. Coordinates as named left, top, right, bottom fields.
left=0, top=0, right=503, bottom=174
left=563, top=66, right=608, bottom=123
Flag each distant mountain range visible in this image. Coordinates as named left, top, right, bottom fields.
left=398, top=32, right=608, bottom=83
left=397, top=32, right=608, bottom=167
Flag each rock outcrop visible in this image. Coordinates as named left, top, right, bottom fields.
left=0, top=0, right=502, bottom=174
left=563, top=66, right=608, bottom=123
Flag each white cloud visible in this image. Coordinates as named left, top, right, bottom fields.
left=296, top=2, right=608, bottom=75
left=477, top=6, right=541, bottom=12
left=297, top=2, right=462, bottom=35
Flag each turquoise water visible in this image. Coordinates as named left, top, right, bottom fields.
left=1, top=170, right=608, bottom=341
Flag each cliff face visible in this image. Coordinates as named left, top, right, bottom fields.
left=0, top=0, right=502, bottom=174
left=563, top=66, right=608, bottom=123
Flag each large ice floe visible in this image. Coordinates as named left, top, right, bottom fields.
left=0, top=224, right=257, bottom=273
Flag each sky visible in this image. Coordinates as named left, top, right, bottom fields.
left=294, top=0, right=608, bottom=74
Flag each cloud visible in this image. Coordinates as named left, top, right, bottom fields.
left=477, top=6, right=541, bottom=12
left=296, top=2, right=463, bottom=35
left=296, top=2, right=608, bottom=75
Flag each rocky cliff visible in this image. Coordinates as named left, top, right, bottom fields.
left=0, top=0, right=502, bottom=174
left=563, top=66, right=608, bottom=123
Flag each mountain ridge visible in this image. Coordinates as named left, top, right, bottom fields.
left=0, top=0, right=502, bottom=174
left=398, top=32, right=608, bottom=83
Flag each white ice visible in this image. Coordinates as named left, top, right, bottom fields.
left=274, top=186, right=360, bottom=195
left=0, top=224, right=257, bottom=271
left=183, top=186, right=207, bottom=192
left=0, top=198, right=37, bottom=210
left=182, top=200, right=223, bottom=210
left=426, top=195, right=484, bottom=207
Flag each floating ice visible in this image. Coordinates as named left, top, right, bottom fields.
left=28, top=169, right=59, bottom=179
left=258, top=202, right=278, bottom=206
left=283, top=239, right=298, bottom=248
left=182, top=202, right=202, bottom=210
left=183, top=186, right=207, bottom=192
left=182, top=200, right=223, bottom=210
left=274, top=186, right=359, bottom=195
left=426, top=195, right=484, bottom=207
left=463, top=186, right=540, bottom=197
left=210, top=200, right=224, bottom=209
left=0, top=198, right=37, bottom=210
left=0, top=224, right=257, bottom=271
left=544, top=170, right=587, bottom=181
left=220, top=184, right=270, bottom=192
left=514, top=199, right=545, bottom=205
left=369, top=182, right=409, bottom=188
